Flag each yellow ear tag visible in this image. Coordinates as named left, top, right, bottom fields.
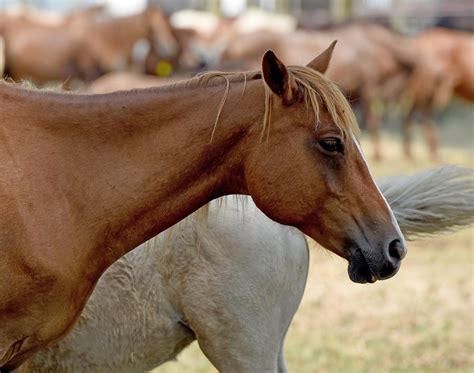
left=155, top=60, right=173, bottom=77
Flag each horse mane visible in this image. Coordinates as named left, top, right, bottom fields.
left=0, top=77, right=69, bottom=92
left=185, top=65, right=360, bottom=141
left=2, top=62, right=359, bottom=140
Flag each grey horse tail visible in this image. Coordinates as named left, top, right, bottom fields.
left=378, top=165, right=474, bottom=240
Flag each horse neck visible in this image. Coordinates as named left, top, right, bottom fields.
left=2, top=80, right=264, bottom=271
left=94, top=84, right=260, bottom=263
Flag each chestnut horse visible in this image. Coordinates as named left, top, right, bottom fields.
left=86, top=71, right=187, bottom=94
left=0, top=7, right=179, bottom=84
left=414, top=28, right=474, bottom=103
left=78, top=7, right=180, bottom=74
left=0, top=10, right=101, bottom=83
left=370, top=27, right=473, bottom=159
left=0, top=43, right=406, bottom=370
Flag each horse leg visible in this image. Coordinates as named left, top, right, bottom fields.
left=194, top=315, right=294, bottom=373
left=190, top=255, right=304, bottom=373
left=176, top=218, right=308, bottom=372
left=420, top=112, right=439, bottom=160
left=196, top=322, right=290, bottom=373
left=363, top=98, right=382, bottom=161
left=277, top=332, right=289, bottom=373
left=402, top=111, right=415, bottom=159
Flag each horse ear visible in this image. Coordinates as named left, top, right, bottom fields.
left=307, top=40, right=337, bottom=74
left=262, top=50, right=296, bottom=105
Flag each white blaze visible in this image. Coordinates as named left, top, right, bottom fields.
left=352, top=136, right=406, bottom=246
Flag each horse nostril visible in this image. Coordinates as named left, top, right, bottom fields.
left=387, top=239, right=406, bottom=262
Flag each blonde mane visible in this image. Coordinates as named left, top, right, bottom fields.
left=188, top=65, right=360, bottom=141
left=1, top=63, right=359, bottom=142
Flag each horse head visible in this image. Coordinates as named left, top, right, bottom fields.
left=145, top=7, right=180, bottom=62
left=245, top=42, right=407, bottom=283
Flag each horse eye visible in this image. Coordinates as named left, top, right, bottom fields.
left=318, top=138, right=343, bottom=153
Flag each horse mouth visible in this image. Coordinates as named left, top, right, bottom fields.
left=348, top=248, right=377, bottom=284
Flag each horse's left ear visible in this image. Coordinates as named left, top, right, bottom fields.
left=307, top=40, right=337, bottom=74
left=262, top=50, right=297, bottom=105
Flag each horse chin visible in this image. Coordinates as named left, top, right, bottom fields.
left=347, top=249, right=377, bottom=284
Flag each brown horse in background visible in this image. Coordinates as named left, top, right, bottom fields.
left=371, top=26, right=473, bottom=159
left=218, top=23, right=461, bottom=159
left=86, top=71, right=187, bottom=94
left=381, top=56, right=455, bottom=159
left=352, top=24, right=458, bottom=160
left=0, top=8, right=102, bottom=84
left=77, top=7, right=180, bottom=74
left=414, top=28, right=474, bottom=102
left=0, top=44, right=405, bottom=369
left=218, top=24, right=407, bottom=158
left=0, top=7, right=180, bottom=84
left=142, top=26, right=206, bottom=76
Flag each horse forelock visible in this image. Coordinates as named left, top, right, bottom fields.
left=287, top=66, right=360, bottom=139
left=189, top=65, right=360, bottom=141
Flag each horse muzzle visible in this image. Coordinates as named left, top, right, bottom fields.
left=348, top=239, right=406, bottom=284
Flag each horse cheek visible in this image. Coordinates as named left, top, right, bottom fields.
left=245, top=145, right=318, bottom=226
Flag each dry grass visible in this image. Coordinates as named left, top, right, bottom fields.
left=155, top=132, right=473, bottom=373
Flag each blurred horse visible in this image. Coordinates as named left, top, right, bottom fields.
left=0, top=7, right=103, bottom=84
left=86, top=71, right=187, bottom=94
left=382, top=59, right=455, bottom=159
left=357, top=24, right=457, bottom=160
left=0, top=6, right=180, bottom=84
left=414, top=28, right=474, bottom=102
left=141, top=26, right=205, bottom=77
left=217, top=23, right=458, bottom=159
left=218, top=24, right=405, bottom=158
left=367, top=26, right=474, bottom=159
left=78, top=7, right=180, bottom=74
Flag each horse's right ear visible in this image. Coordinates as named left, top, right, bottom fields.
left=306, top=40, right=337, bottom=74
left=262, top=50, right=296, bottom=105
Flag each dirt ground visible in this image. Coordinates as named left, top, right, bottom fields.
left=155, top=126, right=473, bottom=372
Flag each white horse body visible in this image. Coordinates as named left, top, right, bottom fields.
left=29, top=198, right=308, bottom=372
left=28, top=166, right=473, bottom=372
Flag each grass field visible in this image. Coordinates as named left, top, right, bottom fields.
left=156, top=128, right=473, bottom=372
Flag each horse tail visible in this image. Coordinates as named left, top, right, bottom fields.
left=378, top=166, right=474, bottom=240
